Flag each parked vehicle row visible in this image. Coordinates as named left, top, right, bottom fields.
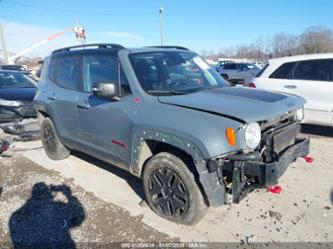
left=247, top=53, right=333, bottom=127
left=218, top=62, right=261, bottom=85
left=33, top=44, right=309, bottom=225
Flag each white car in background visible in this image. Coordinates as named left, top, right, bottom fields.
left=218, top=62, right=260, bottom=85
left=247, top=53, right=333, bottom=127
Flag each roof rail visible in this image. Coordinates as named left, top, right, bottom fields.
left=145, top=45, right=190, bottom=51
left=52, top=43, right=126, bottom=54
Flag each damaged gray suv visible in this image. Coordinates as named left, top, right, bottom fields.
left=34, top=44, right=309, bottom=225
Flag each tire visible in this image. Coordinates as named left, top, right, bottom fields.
left=40, top=117, right=70, bottom=160
left=143, top=152, right=207, bottom=225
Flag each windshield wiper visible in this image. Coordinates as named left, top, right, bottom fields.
left=147, top=90, right=188, bottom=96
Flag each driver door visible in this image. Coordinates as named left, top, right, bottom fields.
left=75, top=54, right=133, bottom=169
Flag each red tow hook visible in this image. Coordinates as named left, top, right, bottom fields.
left=267, top=185, right=282, bottom=194
left=0, top=141, right=9, bottom=153
left=303, top=156, right=314, bottom=163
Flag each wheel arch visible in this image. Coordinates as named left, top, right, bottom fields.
left=132, top=130, right=226, bottom=207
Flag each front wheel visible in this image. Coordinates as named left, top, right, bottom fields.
left=143, top=152, right=207, bottom=225
left=40, top=117, right=70, bottom=160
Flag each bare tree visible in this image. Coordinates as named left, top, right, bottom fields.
left=205, top=26, right=333, bottom=61
left=300, top=26, right=333, bottom=54
left=271, top=32, right=300, bottom=57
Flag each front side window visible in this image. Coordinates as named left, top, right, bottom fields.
left=48, top=56, right=80, bottom=90
left=83, top=55, right=118, bottom=92
left=294, top=59, right=332, bottom=81
left=83, top=55, right=131, bottom=97
left=130, top=51, right=227, bottom=95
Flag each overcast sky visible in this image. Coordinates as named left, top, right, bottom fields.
left=1, top=0, right=333, bottom=58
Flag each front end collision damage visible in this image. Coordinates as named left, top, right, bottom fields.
left=205, top=119, right=310, bottom=204
left=209, top=138, right=309, bottom=204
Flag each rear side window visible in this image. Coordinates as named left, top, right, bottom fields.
left=269, top=62, right=296, bottom=79
left=48, top=56, right=81, bottom=90
left=294, top=59, right=333, bottom=81
left=222, top=64, right=237, bottom=70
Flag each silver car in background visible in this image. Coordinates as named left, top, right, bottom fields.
left=218, top=63, right=261, bottom=85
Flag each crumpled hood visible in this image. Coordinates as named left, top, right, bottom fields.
left=158, top=87, right=305, bottom=123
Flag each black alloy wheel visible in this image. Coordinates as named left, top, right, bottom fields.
left=42, top=125, right=56, bottom=154
left=148, top=167, right=189, bottom=217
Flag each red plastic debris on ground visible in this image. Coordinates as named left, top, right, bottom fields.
left=303, top=156, right=314, bottom=163
left=267, top=185, right=282, bottom=194
left=2, top=143, right=8, bottom=152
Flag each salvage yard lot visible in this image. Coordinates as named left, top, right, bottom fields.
left=0, top=125, right=332, bottom=245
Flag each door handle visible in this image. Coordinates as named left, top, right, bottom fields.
left=284, top=85, right=297, bottom=89
left=76, top=103, right=91, bottom=109
left=47, top=95, right=56, bottom=100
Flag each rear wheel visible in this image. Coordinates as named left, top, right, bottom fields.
left=40, top=118, right=70, bottom=160
left=143, top=152, right=207, bottom=225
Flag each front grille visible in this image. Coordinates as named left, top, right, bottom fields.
left=272, top=122, right=298, bottom=154
left=258, top=112, right=300, bottom=162
left=260, top=112, right=296, bottom=133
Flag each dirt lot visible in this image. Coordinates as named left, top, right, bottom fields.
left=0, top=124, right=332, bottom=248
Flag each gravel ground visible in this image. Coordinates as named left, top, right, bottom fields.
left=0, top=155, right=176, bottom=248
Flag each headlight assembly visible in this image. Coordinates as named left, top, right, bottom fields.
left=244, top=122, right=261, bottom=151
left=0, top=98, right=23, bottom=107
left=296, top=108, right=304, bottom=121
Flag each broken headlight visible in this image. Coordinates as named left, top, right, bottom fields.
left=0, top=98, right=23, bottom=107
left=244, top=122, right=261, bottom=151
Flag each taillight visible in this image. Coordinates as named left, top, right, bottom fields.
left=248, top=83, right=256, bottom=88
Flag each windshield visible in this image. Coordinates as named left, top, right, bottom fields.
left=130, top=51, right=228, bottom=95
left=0, top=71, right=36, bottom=89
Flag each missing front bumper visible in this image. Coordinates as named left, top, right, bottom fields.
left=227, top=138, right=310, bottom=203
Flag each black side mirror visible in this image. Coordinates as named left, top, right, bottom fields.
left=92, top=83, right=118, bottom=99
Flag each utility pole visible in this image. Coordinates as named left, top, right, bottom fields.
left=0, top=22, right=9, bottom=64
left=159, top=6, right=164, bottom=45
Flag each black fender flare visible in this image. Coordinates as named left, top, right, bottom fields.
left=131, top=129, right=226, bottom=207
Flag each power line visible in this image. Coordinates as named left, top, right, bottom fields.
left=0, top=1, right=156, bottom=17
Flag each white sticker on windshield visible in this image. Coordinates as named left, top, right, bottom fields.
left=193, top=57, right=210, bottom=70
